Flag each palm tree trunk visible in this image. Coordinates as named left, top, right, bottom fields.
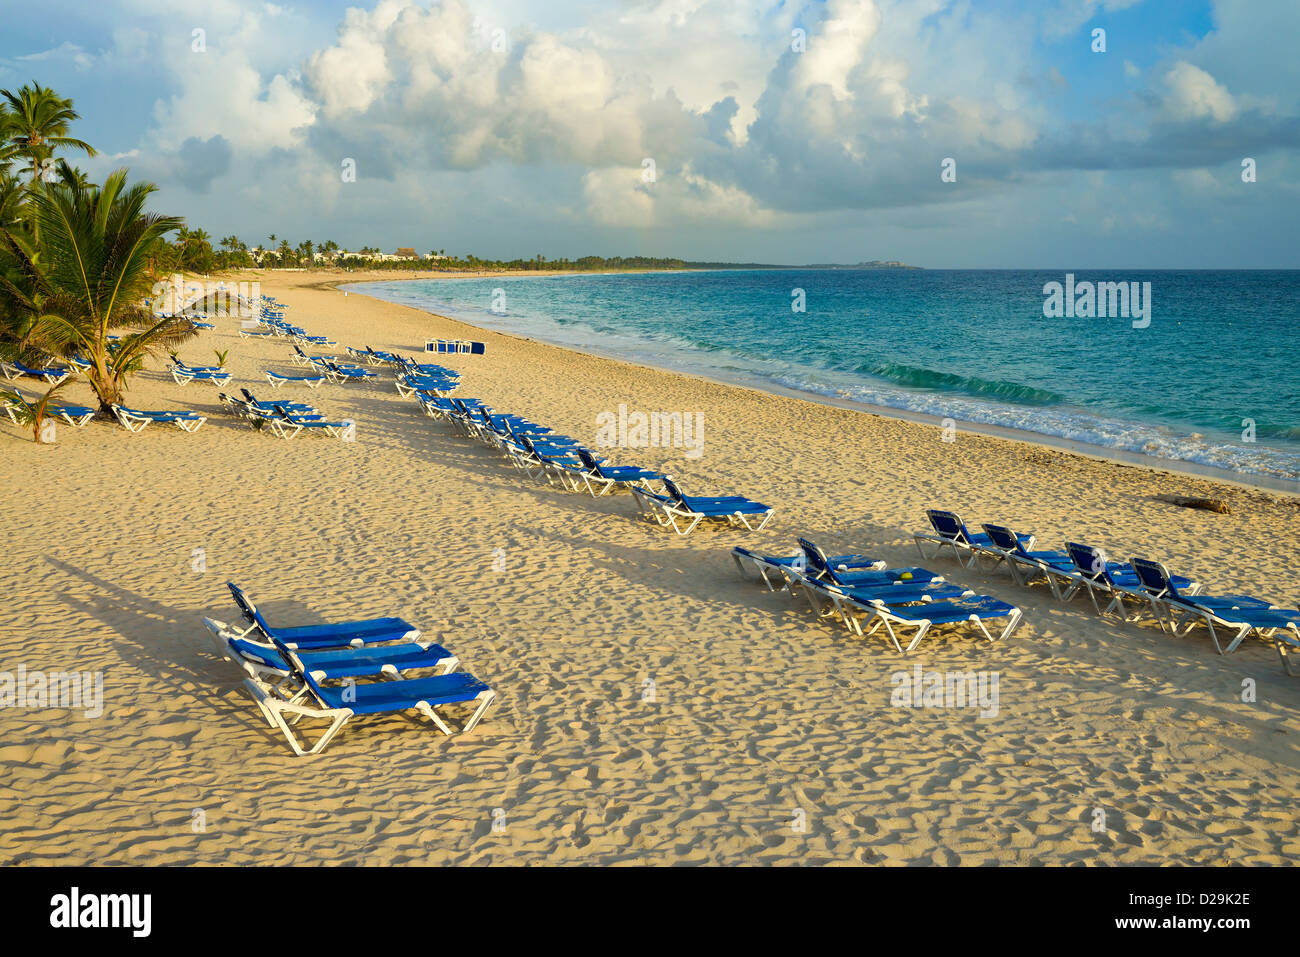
left=85, top=369, right=121, bottom=417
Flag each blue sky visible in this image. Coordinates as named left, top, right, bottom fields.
left=2, top=0, right=1296, bottom=267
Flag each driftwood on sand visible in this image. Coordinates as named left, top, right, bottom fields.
left=1155, top=494, right=1231, bottom=514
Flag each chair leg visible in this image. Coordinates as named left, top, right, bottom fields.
left=999, top=609, right=1025, bottom=640
left=1276, top=630, right=1300, bottom=676
left=308, top=713, right=353, bottom=755
left=462, top=690, right=497, bottom=732
left=673, top=514, right=703, bottom=536
left=416, top=702, right=455, bottom=735
left=1220, top=623, right=1255, bottom=656
left=901, top=620, right=927, bottom=653
left=1200, top=614, right=1225, bottom=654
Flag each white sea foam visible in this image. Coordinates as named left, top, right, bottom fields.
left=772, top=374, right=1300, bottom=483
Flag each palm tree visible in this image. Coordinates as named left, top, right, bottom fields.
left=0, top=83, right=95, bottom=190
left=0, top=84, right=95, bottom=249
left=52, top=159, right=91, bottom=191
left=176, top=227, right=214, bottom=273
left=0, top=168, right=194, bottom=415
left=0, top=170, right=22, bottom=231
left=0, top=378, right=69, bottom=442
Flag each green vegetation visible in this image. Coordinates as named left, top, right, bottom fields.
left=0, top=82, right=195, bottom=425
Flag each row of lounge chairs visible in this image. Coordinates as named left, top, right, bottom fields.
left=632, top=479, right=774, bottom=535
left=255, top=314, right=338, bottom=347
left=96, top=300, right=291, bottom=430
left=733, top=537, right=1023, bottom=653
left=220, top=390, right=353, bottom=440
left=417, top=393, right=775, bottom=534
left=202, top=583, right=496, bottom=755
left=915, top=508, right=1300, bottom=670
left=287, top=346, right=378, bottom=383
left=221, top=306, right=410, bottom=439
left=349, top=345, right=404, bottom=365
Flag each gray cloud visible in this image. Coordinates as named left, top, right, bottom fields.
left=174, top=135, right=232, bottom=193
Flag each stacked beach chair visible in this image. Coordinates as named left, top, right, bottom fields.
left=202, top=583, right=495, bottom=755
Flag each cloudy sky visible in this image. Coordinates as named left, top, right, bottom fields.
left=3, top=0, right=1296, bottom=266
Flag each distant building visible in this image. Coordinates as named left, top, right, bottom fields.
left=395, top=247, right=418, bottom=258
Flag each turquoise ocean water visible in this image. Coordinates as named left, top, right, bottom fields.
left=347, top=269, right=1300, bottom=487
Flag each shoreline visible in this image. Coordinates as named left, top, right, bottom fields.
left=336, top=271, right=1300, bottom=499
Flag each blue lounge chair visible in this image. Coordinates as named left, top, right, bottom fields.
left=2, top=395, right=96, bottom=429
left=238, top=388, right=316, bottom=414
left=348, top=346, right=402, bottom=366
left=290, top=345, right=333, bottom=367
left=573, top=448, right=666, bottom=497
left=399, top=357, right=461, bottom=377
left=222, top=393, right=276, bottom=425
left=266, top=370, right=327, bottom=389
left=497, top=412, right=572, bottom=442
left=514, top=435, right=589, bottom=488
left=913, top=509, right=1034, bottom=568
left=794, top=537, right=941, bottom=589
left=2, top=359, right=71, bottom=385
left=172, top=359, right=222, bottom=372
left=789, top=561, right=975, bottom=622
left=111, top=404, right=206, bottom=432
left=419, top=395, right=482, bottom=420
left=1128, top=559, right=1298, bottom=655
left=980, top=523, right=1076, bottom=597
left=269, top=404, right=352, bottom=440
left=395, top=373, right=457, bottom=397
left=48, top=404, right=95, bottom=428
left=321, top=359, right=376, bottom=383
left=631, top=476, right=774, bottom=535
left=731, top=541, right=884, bottom=592
left=245, top=634, right=494, bottom=755
left=202, top=617, right=459, bottom=682
left=171, top=362, right=231, bottom=386
left=58, top=403, right=95, bottom=427
left=226, top=582, right=419, bottom=648
left=811, top=578, right=1024, bottom=652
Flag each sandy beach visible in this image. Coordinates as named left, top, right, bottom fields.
left=2, top=268, right=1298, bottom=866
